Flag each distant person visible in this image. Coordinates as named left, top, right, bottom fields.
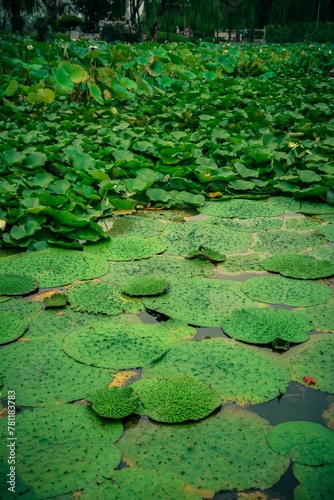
left=151, top=22, right=158, bottom=42
left=241, top=27, right=248, bottom=41
left=176, top=25, right=180, bottom=34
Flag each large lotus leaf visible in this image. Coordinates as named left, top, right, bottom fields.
left=132, top=374, right=221, bottom=422
left=198, top=199, right=285, bottom=218
left=87, top=386, right=139, bottom=419
left=299, top=201, right=334, bottom=215
left=143, top=338, right=291, bottom=405
left=217, top=253, right=265, bottom=274
left=81, top=468, right=202, bottom=500
left=219, top=217, right=283, bottom=232
left=241, top=275, right=332, bottom=307
left=63, top=322, right=192, bottom=370
left=118, top=405, right=289, bottom=492
left=283, top=216, right=323, bottom=232
left=164, top=221, right=252, bottom=256
left=267, top=421, right=334, bottom=465
left=122, top=277, right=168, bottom=296
left=0, top=312, right=29, bottom=344
left=143, top=278, right=262, bottom=327
left=102, top=215, right=164, bottom=238
left=252, top=230, right=327, bottom=255
left=0, top=273, right=38, bottom=295
left=287, top=334, right=334, bottom=393
left=0, top=248, right=110, bottom=287
left=260, top=254, right=334, bottom=279
left=317, top=224, right=334, bottom=242
left=221, top=307, right=312, bottom=344
left=84, top=236, right=166, bottom=260
left=0, top=405, right=122, bottom=498
left=293, top=298, right=334, bottom=332
left=293, top=464, right=334, bottom=500
left=67, top=281, right=144, bottom=315
left=101, top=255, right=215, bottom=286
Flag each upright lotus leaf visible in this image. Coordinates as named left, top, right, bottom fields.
left=293, top=464, right=334, bottom=500
left=143, top=338, right=291, bottom=405
left=63, top=322, right=191, bottom=370
left=0, top=248, right=110, bottom=287
left=317, top=224, right=334, bottom=242
left=283, top=216, right=323, bottom=232
left=0, top=273, right=38, bottom=295
left=81, top=468, right=202, bottom=500
left=287, top=334, right=334, bottom=393
left=122, top=277, right=168, bottom=296
left=220, top=217, right=283, bottom=232
left=217, top=253, right=265, bottom=274
left=84, top=236, right=166, bottom=260
left=164, top=221, right=252, bottom=256
left=299, top=201, right=334, bottom=215
left=0, top=405, right=122, bottom=498
left=102, top=215, right=164, bottom=238
left=260, top=254, right=334, bottom=279
left=198, top=199, right=284, bottom=218
left=143, top=277, right=263, bottom=327
left=43, top=292, right=68, bottom=308
left=293, top=298, right=334, bottom=332
left=267, top=421, right=334, bottom=465
left=87, top=386, right=139, bottom=419
left=241, top=275, right=332, bottom=307
left=185, top=247, right=226, bottom=263
left=118, top=405, right=289, bottom=492
left=252, top=230, right=327, bottom=255
left=221, top=307, right=312, bottom=344
left=0, top=312, right=30, bottom=345
left=67, top=281, right=144, bottom=315
left=132, top=374, right=221, bottom=422
left=101, top=255, right=215, bottom=286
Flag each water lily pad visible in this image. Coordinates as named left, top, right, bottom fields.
left=308, top=246, right=334, bottom=262
left=0, top=312, right=29, bottom=345
left=122, top=277, right=168, bottom=296
left=221, top=307, right=312, bottom=344
left=217, top=253, right=265, bottom=274
left=253, top=230, right=327, bottom=255
left=269, top=196, right=302, bottom=213
left=118, top=406, right=289, bottom=492
left=283, top=216, right=323, bottom=232
left=241, top=275, right=332, bottom=307
left=267, top=421, right=334, bottom=465
left=87, top=386, right=139, bottom=419
left=299, top=201, right=334, bottom=215
left=132, top=374, right=221, bottom=422
left=198, top=199, right=284, bottom=218
left=0, top=405, right=122, bottom=498
left=220, top=217, right=283, bottom=232
left=0, top=248, right=110, bottom=287
left=102, top=215, right=164, bottom=238
left=0, top=273, right=38, bottom=295
left=318, top=214, right=334, bottom=223
left=317, top=224, right=334, bottom=242
left=143, top=338, right=291, bottom=405
left=260, top=254, right=334, bottom=279
left=143, top=278, right=262, bottom=327
left=293, top=464, right=334, bottom=500
left=185, top=247, right=226, bottom=263
left=84, top=236, right=166, bottom=260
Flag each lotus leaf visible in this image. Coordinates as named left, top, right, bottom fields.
left=132, top=374, right=221, bottom=422
left=63, top=322, right=191, bottom=370
left=221, top=307, right=312, bottom=344
left=0, top=311, right=30, bottom=345
left=143, top=338, right=291, bottom=405
left=84, top=236, right=166, bottom=260
left=283, top=216, right=323, bottom=232
left=81, top=468, right=202, bottom=500
left=323, top=403, right=334, bottom=430
left=102, top=215, right=164, bottom=238
left=43, top=292, right=68, bottom=308
left=0, top=273, right=38, bottom=295
left=122, top=277, right=168, bottom=296
left=87, top=386, right=139, bottom=419
left=143, top=277, right=262, bottom=327
left=267, top=421, right=334, bottom=465
left=217, top=253, right=264, bottom=274
left=185, top=247, right=226, bottom=263
left=67, top=281, right=144, bottom=315
left=293, top=464, right=334, bottom=500
left=288, top=334, right=334, bottom=393
left=299, top=202, right=334, bottom=215
left=220, top=217, right=283, bottom=232
left=260, top=254, right=334, bottom=279
left=118, top=405, right=289, bottom=492
left=317, top=224, right=334, bottom=242
left=0, top=248, right=110, bottom=287
left=0, top=405, right=122, bottom=498
left=101, top=255, right=215, bottom=286
left=252, top=230, right=327, bottom=255
left=199, top=199, right=285, bottom=218
left=241, top=275, right=332, bottom=307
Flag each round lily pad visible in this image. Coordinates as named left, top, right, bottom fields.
left=217, top=253, right=264, bottom=274
left=299, top=201, right=334, bottom=215
left=252, top=230, right=327, bottom=255
left=318, top=214, right=334, bottom=223
left=143, top=338, right=291, bottom=405
left=308, top=246, right=334, bottom=262
left=260, top=254, right=334, bottom=279
left=268, top=196, right=302, bottom=213
left=122, top=277, right=168, bottom=296
left=220, top=217, right=283, bottom=232
left=87, top=386, right=139, bottom=419
left=221, top=307, right=312, bottom=344
left=288, top=334, right=334, bottom=393
left=0, top=312, right=30, bottom=345
left=317, top=224, right=334, bottom=242
left=293, top=463, right=334, bottom=500
left=84, top=236, right=166, bottom=260
left=295, top=298, right=334, bottom=332
left=132, top=374, right=221, bottom=422
left=267, top=421, right=334, bottom=465
left=0, top=273, right=38, bottom=295
left=0, top=405, right=122, bottom=498
left=283, top=216, right=323, bottom=232
left=0, top=248, right=110, bottom=287
left=118, top=406, right=289, bottom=492
left=103, top=215, right=164, bottom=238
left=143, top=278, right=262, bottom=327
left=198, top=199, right=284, bottom=218
left=241, top=275, right=332, bottom=307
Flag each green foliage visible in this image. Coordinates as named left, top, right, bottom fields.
left=84, top=236, right=166, bottom=260
left=87, top=386, right=139, bottom=419
left=104, top=215, right=164, bottom=238
left=260, top=254, right=334, bottom=279
left=266, top=23, right=334, bottom=44
left=253, top=230, right=327, bottom=255
left=199, top=199, right=285, bottom=218
left=0, top=273, right=38, bottom=295
left=0, top=312, right=29, bottom=344
left=101, top=23, right=139, bottom=43
left=185, top=247, right=226, bottom=263
left=294, top=298, right=334, bottom=332
left=122, top=277, right=168, bottom=296
left=293, top=464, right=334, bottom=500
left=43, top=292, right=68, bottom=308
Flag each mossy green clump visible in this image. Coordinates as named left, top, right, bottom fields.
left=260, top=254, right=334, bottom=279
left=0, top=273, right=38, bottom=296
left=185, top=246, right=226, bottom=263
left=132, top=374, right=221, bottom=423
left=122, top=277, right=168, bottom=296
left=43, top=292, right=68, bottom=308
left=86, top=386, right=139, bottom=419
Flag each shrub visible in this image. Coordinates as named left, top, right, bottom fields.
left=266, top=22, right=334, bottom=43
left=100, top=22, right=139, bottom=43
